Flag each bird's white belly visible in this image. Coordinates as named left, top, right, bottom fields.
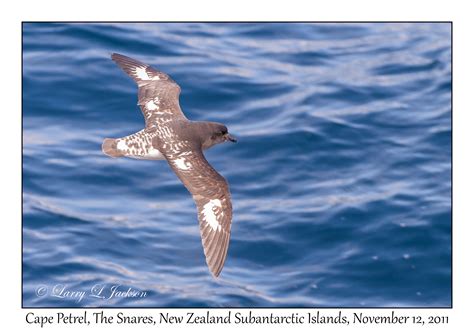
left=126, top=148, right=166, bottom=160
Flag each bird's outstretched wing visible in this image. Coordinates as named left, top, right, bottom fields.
left=162, top=147, right=232, bottom=277
left=111, top=53, right=187, bottom=128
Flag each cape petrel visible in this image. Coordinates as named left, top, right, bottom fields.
left=102, top=53, right=236, bottom=277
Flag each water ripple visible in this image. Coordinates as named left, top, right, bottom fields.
left=23, top=22, right=451, bottom=307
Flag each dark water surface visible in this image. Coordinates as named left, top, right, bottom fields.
left=22, top=23, right=451, bottom=307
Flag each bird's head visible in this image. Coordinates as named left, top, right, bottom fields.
left=202, top=122, right=237, bottom=149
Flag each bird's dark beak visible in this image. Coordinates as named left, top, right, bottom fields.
left=224, top=133, right=237, bottom=143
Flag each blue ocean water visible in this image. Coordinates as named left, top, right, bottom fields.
left=22, top=23, right=451, bottom=307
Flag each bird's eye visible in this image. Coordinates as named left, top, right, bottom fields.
left=221, top=130, right=227, bottom=135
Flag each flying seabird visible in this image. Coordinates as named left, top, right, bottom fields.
left=102, top=53, right=237, bottom=277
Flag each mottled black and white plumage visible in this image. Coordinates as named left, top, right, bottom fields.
left=102, top=53, right=236, bottom=277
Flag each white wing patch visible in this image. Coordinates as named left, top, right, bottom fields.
left=173, top=157, right=191, bottom=170
left=134, top=66, right=150, bottom=80
left=134, top=66, right=161, bottom=81
left=201, top=199, right=223, bottom=231
left=145, top=100, right=159, bottom=110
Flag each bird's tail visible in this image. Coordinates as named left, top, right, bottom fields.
left=102, top=138, right=123, bottom=158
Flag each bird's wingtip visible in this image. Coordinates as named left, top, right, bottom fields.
left=208, top=258, right=225, bottom=278
left=111, top=52, right=121, bottom=60
left=210, top=269, right=222, bottom=279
